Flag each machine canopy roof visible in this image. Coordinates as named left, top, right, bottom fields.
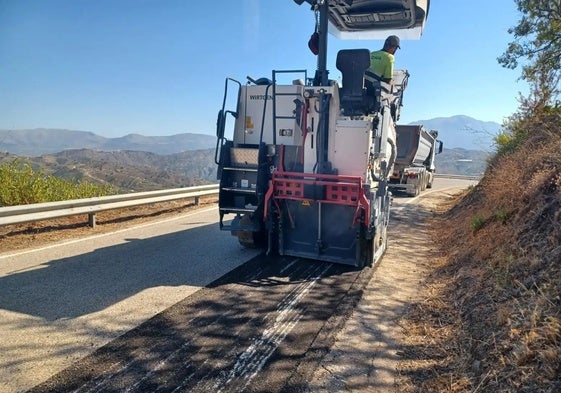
left=324, top=0, right=429, bottom=40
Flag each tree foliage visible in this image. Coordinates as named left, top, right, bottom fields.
left=498, top=0, right=561, bottom=88
left=495, top=1, right=561, bottom=155
left=495, top=72, right=561, bottom=156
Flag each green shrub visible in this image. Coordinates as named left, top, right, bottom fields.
left=0, top=159, right=114, bottom=206
left=494, top=115, right=530, bottom=156
left=493, top=209, right=512, bottom=224
left=470, top=214, right=487, bottom=232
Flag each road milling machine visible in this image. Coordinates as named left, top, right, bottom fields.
left=215, top=0, right=430, bottom=268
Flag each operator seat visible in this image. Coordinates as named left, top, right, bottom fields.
left=336, top=49, right=379, bottom=116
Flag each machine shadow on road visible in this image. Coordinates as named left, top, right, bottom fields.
left=0, top=221, right=257, bottom=321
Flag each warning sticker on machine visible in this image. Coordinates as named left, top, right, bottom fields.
left=245, top=116, right=254, bottom=129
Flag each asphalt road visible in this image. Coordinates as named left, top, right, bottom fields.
left=0, top=177, right=476, bottom=393
left=0, top=207, right=261, bottom=393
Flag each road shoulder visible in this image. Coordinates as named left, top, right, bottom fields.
left=307, top=191, right=452, bottom=392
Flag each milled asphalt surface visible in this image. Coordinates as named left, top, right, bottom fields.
left=25, top=255, right=369, bottom=393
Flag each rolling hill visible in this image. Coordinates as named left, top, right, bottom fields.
left=0, top=149, right=217, bottom=193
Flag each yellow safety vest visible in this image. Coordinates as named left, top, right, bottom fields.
left=366, top=50, right=394, bottom=82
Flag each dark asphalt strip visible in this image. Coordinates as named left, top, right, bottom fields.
left=27, top=255, right=374, bottom=393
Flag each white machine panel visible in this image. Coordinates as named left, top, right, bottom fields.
left=234, top=85, right=304, bottom=146
left=330, top=118, right=372, bottom=178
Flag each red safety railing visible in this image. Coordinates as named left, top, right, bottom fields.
left=264, top=170, right=370, bottom=227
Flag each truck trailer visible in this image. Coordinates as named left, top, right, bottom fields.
left=389, top=125, right=443, bottom=196
left=215, top=0, right=430, bottom=268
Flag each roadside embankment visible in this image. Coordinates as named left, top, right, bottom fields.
left=396, top=114, right=561, bottom=392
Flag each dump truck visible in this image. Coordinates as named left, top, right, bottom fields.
left=389, top=125, right=443, bottom=196
left=215, top=0, right=430, bottom=268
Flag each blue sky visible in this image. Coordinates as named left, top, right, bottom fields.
left=0, top=0, right=526, bottom=138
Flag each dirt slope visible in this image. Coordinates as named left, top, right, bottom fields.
left=396, top=115, right=561, bottom=392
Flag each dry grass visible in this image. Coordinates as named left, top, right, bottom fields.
left=397, top=115, right=561, bottom=392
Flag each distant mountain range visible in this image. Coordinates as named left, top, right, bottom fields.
left=0, top=115, right=500, bottom=189
left=0, top=129, right=216, bottom=156
left=407, top=115, right=502, bottom=151
left=1, top=115, right=500, bottom=156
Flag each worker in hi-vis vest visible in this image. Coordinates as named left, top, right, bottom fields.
left=365, top=35, right=400, bottom=84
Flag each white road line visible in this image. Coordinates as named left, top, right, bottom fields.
left=279, top=258, right=300, bottom=275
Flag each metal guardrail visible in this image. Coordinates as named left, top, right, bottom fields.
left=0, top=184, right=219, bottom=227
left=0, top=175, right=479, bottom=228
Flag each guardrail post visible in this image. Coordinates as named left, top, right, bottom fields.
left=88, top=213, right=96, bottom=228
left=195, top=196, right=200, bottom=206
